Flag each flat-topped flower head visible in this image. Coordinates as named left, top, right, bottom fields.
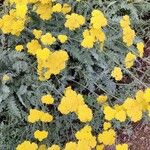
left=116, top=143, right=128, bottom=150
left=34, top=130, right=48, bottom=141
left=125, top=52, right=136, bottom=68
left=65, top=13, right=85, bottom=30
left=16, top=141, right=38, bottom=150
left=98, top=129, right=116, bottom=145
left=41, top=94, right=54, bottom=105
left=111, top=67, right=123, bottom=81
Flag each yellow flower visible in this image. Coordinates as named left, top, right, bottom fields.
left=90, top=28, right=106, bottom=44
left=77, top=140, right=91, bottom=150
left=27, top=109, right=53, bottom=123
left=137, top=42, right=144, bottom=58
left=122, top=98, right=135, bottom=110
left=97, top=95, right=108, bottom=104
left=0, top=9, right=25, bottom=36
left=40, top=112, right=53, bottom=122
left=40, top=0, right=52, bottom=4
left=58, top=34, right=68, bottom=43
left=15, top=45, right=23, bottom=52
left=27, top=109, right=41, bottom=123
left=62, top=3, right=71, bottom=14
left=91, top=9, right=107, bottom=29
left=34, top=3, right=52, bottom=20
left=33, top=29, right=42, bottom=39
left=98, top=129, right=116, bottom=145
left=36, top=48, right=51, bottom=60
left=75, top=125, right=97, bottom=149
left=58, top=86, right=85, bottom=114
left=123, top=27, right=135, bottom=46
left=111, top=67, right=123, bottom=81
left=116, top=144, right=128, bottom=150
left=144, top=88, right=150, bottom=102
left=27, top=39, right=42, bottom=55
left=123, top=98, right=143, bottom=122
left=120, top=15, right=135, bottom=46
left=81, top=35, right=95, bottom=48
left=37, top=50, right=69, bottom=80
left=2, top=74, right=10, bottom=82
left=115, top=110, right=126, bottom=122
left=16, top=141, right=38, bottom=150
left=103, top=106, right=116, bottom=121
left=34, top=130, right=48, bottom=141
left=125, top=52, right=136, bottom=68
left=135, top=90, right=144, bottom=103
left=77, top=104, right=93, bottom=122
left=47, top=144, right=60, bottom=150
left=120, top=15, right=130, bottom=28
left=41, top=94, right=54, bottom=104
left=96, top=144, right=104, bottom=150
left=52, top=3, right=62, bottom=12
left=65, top=13, right=85, bottom=30
left=41, top=33, right=56, bottom=45
left=81, top=28, right=106, bottom=49
left=103, top=122, right=111, bottom=130
left=64, top=142, right=77, bottom=150
left=16, top=4, right=27, bottom=18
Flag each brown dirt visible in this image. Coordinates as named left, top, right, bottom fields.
left=117, top=122, right=150, bottom=150
left=105, top=122, right=150, bottom=150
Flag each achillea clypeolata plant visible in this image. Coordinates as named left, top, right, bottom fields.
left=0, top=0, right=149, bottom=149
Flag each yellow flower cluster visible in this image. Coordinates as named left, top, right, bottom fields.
left=124, top=52, right=136, bottom=68
left=64, top=142, right=77, bottom=150
left=120, top=15, right=135, bottom=46
left=103, top=122, right=111, bottom=130
left=34, top=130, right=48, bottom=141
left=2, top=74, right=10, bottom=82
left=0, top=0, right=41, bottom=35
left=137, top=42, right=144, bottom=58
left=16, top=140, right=38, bottom=150
left=0, top=9, right=25, bottom=36
left=64, top=125, right=96, bottom=150
left=111, top=67, right=123, bottom=81
left=41, top=94, right=54, bottom=105
left=104, top=88, right=150, bottom=122
left=27, top=109, right=53, bottom=123
left=27, top=39, right=41, bottom=55
left=37, top=49, right=69, bottom=81
left=65, top=13, right=85, bottom=30
left=90, top=10, right=108, bottom=29
left=81, top=10, right=107, bottom=49
left=34, top=0, right=71, bottom=20
left=96, top=144, right=104, bottom=150
left=58, top=87, right=93, bottom=122
left=52, top=3, right=71, bottom=14
left=116, top=143, right=128, bottom=150
left=58, top=34, right=68, bottom=43
left=97, top=95, right=108, bottom=104
left=34, top=1, right=71, bottom=20
left=41, top=33, right=56, bottom=45
left=26, top=32, right=69, bottom=80
left=98, top=129, right=116, bottom=145
left=15, top=45, right=24, bottom=52
left=75, top=125, right=97, bottom=149
left=34, top=2, right=53, bottom=20
left=33, top=29, right=42, bottom=39
left=0, top=1, right=71, bottom=36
